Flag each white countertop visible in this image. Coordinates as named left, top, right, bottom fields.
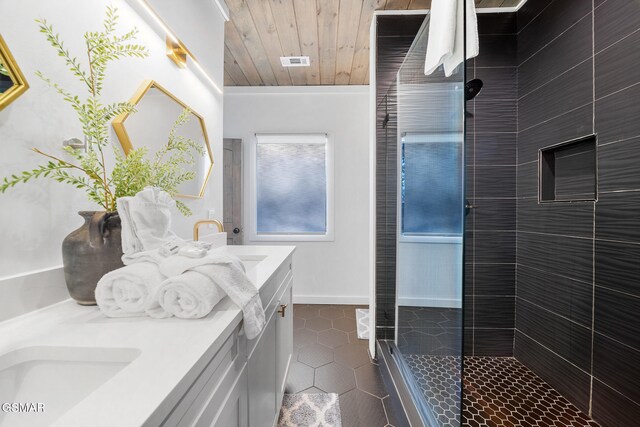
left=0, top=245, right=295, bottom=427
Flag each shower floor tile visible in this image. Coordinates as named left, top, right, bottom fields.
left=404, top=355, right=599, bottom=427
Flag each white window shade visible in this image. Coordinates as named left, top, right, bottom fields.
left=399, top=133, right=463, bottom=243
left=249, top=133, right=333, bottom=242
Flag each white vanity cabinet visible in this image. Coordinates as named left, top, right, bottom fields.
left=276, top=275, right=293, bottom=403
left=247, top=260, right=293, bottom=427
left=156, top=252, right=294, bottom=427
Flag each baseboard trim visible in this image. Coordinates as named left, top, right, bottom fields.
left=293, top=295, right=369, bottom=305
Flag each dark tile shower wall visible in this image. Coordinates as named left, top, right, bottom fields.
left=464, top=13, right=518, bottom=357
left=374, top=14, right=519, bottom=347
left=375, top=15, right=425, bottom=340
left=515, top=1, right=640, bottom=425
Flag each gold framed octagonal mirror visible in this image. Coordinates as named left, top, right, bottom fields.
left=112, top=80, right=213, bottom=198
left=0, top=34, right=29, bottom=111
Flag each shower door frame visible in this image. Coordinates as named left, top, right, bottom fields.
left=367, top=2, right=527, bottom=362
left=368, top=6, right=525, bottom=426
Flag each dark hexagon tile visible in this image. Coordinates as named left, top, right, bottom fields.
left=404, top=355, right=598, bottom=426
left=343, top=305, right=358, bottom=319
left=332, top=316, right=357, bottom=332
left=298, top=343, right=334, bottom=368
left=348, top=331, right=369, bottom=346
left=285, top=361, right=314, bottom=393
left=382, top=396, right=402, bottom=427
left=299, top=386, right=325, bottom=394
left=293, top=328, right=317, bottom=348
left=319, top=306, right=345, bottom=320
left=334, top=343, right=371, bottom=368
left=294, top=305, right=320, bottom=319
left=305, top=316, right=332, bottom=332
left=340, top=389, right=388, bottom=427
left=288, top=304, right=388, bottom=426
left=293, top=316, right=305, bottom=330
left=314, top=362, right=357, bottom=394
left=355, top=363, right=388, bottom=398
left=318, top=329, right=349, bottom=348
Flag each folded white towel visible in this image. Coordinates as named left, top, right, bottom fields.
left=158, top=249, right=266, bottom=340
left=424, top=0, right=479, bottom=77
left=121, top=248, right=166, bottom=266
left=156, top=271, right=226, bottom=319
left=159, top=247, right=236, bottom=277
left=117, top=187, right=181, bottom=256
left=95, top=262, right=169, bottom=318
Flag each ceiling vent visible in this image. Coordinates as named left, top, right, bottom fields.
left=280, top=56, right=310, bottom=67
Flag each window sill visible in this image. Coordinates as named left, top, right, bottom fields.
left=248, top=233, right=334, bottom=243
left=399, top=235, right=462, bottom=244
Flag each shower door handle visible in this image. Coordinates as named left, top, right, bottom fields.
left=465, top=200, right=476, bottom=216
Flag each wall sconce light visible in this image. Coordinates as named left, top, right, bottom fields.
left=132, top=0, right=224, bottom=95
left=166, top=37, right=188, bottom=68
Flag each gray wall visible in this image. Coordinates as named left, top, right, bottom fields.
left=464, top=13, right=518, bottom=357
left=514, top=0, right=640, bottom=425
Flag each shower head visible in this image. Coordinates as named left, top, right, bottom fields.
left=465, top=79, right=484, bottom=101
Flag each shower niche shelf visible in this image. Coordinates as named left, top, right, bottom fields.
left=539, top=135, right=597, bottom=202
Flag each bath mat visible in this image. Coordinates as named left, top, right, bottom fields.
left=356, top=308, right=369, bottom=340
left=278, top=393, right=342, bottom=427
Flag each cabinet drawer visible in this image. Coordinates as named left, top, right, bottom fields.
left=161, top=327, right=242, bottom=426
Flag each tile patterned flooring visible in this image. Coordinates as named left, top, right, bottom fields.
left=288, top=304, right=399, bottom=427
left=404, top=355, right=599, bottom=427
left=397, top=306, right=462, bottom=356
left=292, top=305, right=599, bottom=427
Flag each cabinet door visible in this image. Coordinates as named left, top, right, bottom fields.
left=247, top=312, right=277, bottom=427
left=209, top=365, right=248, bottom=427
left=276, top=278, right=293, bottom=404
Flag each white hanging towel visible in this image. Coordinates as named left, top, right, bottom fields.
left=159, top=248, right=266, bottom=340
left=424, top=0, right=479, bottom=77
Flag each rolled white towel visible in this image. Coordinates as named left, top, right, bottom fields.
left=158, top=250, right=266, bottom=339
left=96, top=262, right=169, bottom=318
left=156, top=270, right=225, bottom=319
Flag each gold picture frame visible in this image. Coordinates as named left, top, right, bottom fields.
left=112, top=80, right=214, bottom=199
left=0, top=34, right=29, bottom=111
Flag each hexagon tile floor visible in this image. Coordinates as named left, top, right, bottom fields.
left=288, top=304, right=400, bottom=427
left=405, top=354, right=600, bottom=427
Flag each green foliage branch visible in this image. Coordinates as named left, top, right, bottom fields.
left=0, top=6, right=203, bottom=215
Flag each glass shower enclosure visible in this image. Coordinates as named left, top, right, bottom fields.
left=374, top=12, right=466, bottom=427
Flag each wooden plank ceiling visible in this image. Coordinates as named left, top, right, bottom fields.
left=224, top=0, right=521, bottom=86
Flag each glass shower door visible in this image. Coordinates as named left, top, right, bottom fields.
left=393, top=15, right=466, bottom=427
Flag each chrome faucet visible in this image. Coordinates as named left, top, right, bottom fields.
left=193, top=219, right=224, bottom=241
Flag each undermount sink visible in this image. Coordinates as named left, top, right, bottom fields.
left=0, top=346, right=140, bottom=427
left=237, top=254, right=268, bottom=271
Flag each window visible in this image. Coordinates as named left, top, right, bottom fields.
left=400, top=133, right=463, bottom=242
left=249, top=134, right=333, bottom=241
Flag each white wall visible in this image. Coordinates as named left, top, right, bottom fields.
left=224, top=86, right=370, bottom=304
left=0, top=0, right=225, bottom=310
